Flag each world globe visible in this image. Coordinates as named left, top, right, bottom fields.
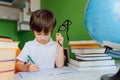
left=84, top=0, right=120, bottom=45
left=85, top=1, right=120, bottom=79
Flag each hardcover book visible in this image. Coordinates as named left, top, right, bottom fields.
left=72, top=48, right=106, bottom=54
left=75, top=53, right=108, bottom=57
left=0, top=70, right=14, bottom=80
left=0, top=40, right=19, bottom=80
left=0, top=49, right=16, bottom=61
left=0, top=60, right=15, bottom=72
left=0, top=41, right=19, bottom=49
left=69, top=40, right=103, bottom=48
left=76, top=56, right=112, bottom=60
left=68, top=63, right=116, bottom=71
left=69, top=59, right=115, bottom=67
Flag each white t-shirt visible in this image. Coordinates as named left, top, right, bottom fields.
left=17, top=38, right=58, bottom=70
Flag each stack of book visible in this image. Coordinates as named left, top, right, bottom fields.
left=68, top=40, right=116, bottom=71
left=0, top=37, right=19, bottom=80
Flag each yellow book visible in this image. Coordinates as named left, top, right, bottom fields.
left=0, top=60, right=15, bottom=72
left=0, top=49, right=16, bottom=61
left=0, top=70, right=14, bottom=80
left=0, top=41, right=19, bottom=49
left=69, top=40, right=102, bottom=48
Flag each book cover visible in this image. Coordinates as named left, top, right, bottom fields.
left=75, top=53, right=108, bottom=57
left=0, top=70, right=14, bottom=80
left=0, top=41, right=19, bottom=49
left=68, top=63, right=117, bottom=71
left=72, top=48, right=106, bottom=54
left=103, top=41, right=120, bottom=50
left=0, top=49, right=17, bottom=61
left=69, top=59, right=115, bottom=67
left=0, top=60, right=15, bottom=72
left=69, top=40, right=99, bottom=45
left=76, top=56, right=112, bottom=60
left=0, top=38, right=13, bottom=42
left=0, top=36, right=13, bottom=42
left=69, top=40, right=103, bottom=48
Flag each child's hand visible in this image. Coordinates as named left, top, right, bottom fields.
left=28, top=64, right=40, bottom=72
left=56, top=33, right=64, bottom=46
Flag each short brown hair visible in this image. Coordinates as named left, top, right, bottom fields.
left=30, top=9, right=56, bottom=33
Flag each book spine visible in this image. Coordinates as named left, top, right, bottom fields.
left=70, top=59, right=115, bottom=67
left=76, top=56, right=112, bottom=60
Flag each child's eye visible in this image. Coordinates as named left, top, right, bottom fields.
left=37, top=33, right=41, bottom=35
left=45, top=33, right=49, bottom=36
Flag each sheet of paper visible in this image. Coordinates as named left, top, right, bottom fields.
left=15, top=67, right=118, bottom=80
left=18, top=67, right=78, bottom=79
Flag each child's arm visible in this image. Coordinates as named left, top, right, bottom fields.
left=16, top=60, right=40, bottom=72
left=55, top=33, right=64, bottom=68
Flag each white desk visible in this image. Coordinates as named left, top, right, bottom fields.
left=14, top=68, right=118, bottom=80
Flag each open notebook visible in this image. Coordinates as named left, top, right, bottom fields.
left=18, top=67, right=77, bottom=79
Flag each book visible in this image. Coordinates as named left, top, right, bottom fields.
left=0, top=60, right=15, bottom=72
left=0, top=38, right=13, bottom=42
left=0, top=70, right=14, bottom=80
left=69, top=40, right=103, bottom=48
left=0, top=41, right=19, bottom=49
left=69, top=59, right=115, bottom=67
left=69, top=40, right=99, bottom=44
left=72, top=48, right=106, bottom=54
left=103, top=41, right=120, bottom=50
left=0, top=36, right=13, bottom=42
left=76, top=56, right=112, bottom=60
left=0, top=41, right=19, bottom=79
left=68, top=63, right=117, bottom=71
left=75, top=53, right=108, bottom=57
left=0, top=48, right=16, bottom=61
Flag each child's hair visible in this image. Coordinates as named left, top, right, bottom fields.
left=30, top=9, right=56, bottom=34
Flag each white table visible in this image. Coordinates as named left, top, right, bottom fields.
left=14, top=68, right=118, bottom=80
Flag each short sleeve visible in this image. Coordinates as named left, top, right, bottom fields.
left=16, top=43, right=29, bottom=62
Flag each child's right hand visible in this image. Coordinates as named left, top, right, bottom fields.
left=28, top=64, right=40, bottom=72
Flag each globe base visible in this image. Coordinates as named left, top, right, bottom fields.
left=101, top=69, right=120, bottom=80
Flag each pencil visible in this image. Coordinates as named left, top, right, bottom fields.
left=27, top=55, right=35, bottom=64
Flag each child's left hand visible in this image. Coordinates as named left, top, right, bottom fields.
left=56, top=33, right=64, bottom=46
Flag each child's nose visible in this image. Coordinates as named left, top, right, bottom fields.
left=40, top=35, right=45, bottom=39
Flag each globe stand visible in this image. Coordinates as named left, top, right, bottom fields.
left=101, top=68, right=120, bottom=80
left=101, top=45, right=120, bottom=80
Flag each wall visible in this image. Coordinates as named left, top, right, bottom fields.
left=41, top=0, right=92, bottom=58
left=17, top=30, right=34, bottom=49
left=0, top=19, right=18, bottom=40
left=0, top=0, right=92, bottom=58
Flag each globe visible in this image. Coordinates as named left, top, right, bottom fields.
left=84, top=0, right=120, bottom=45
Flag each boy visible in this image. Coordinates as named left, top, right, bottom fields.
left=16, top=9, right=64, bottom=72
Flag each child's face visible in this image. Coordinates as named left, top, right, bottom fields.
left=34, top=31, right=51, bottom=45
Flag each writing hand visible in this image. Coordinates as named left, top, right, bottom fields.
left=29, top=64, right=40, bottom=72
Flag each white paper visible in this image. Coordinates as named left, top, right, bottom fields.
left=19, top=67, right=77, bottom=79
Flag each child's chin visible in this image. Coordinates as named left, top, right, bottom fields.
left=39, top=42, right=47, bottom=45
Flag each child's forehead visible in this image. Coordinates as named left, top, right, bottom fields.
left=34, top=30, right=51, bottom=34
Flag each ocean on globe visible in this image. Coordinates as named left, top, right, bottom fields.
left=84, top=0, right=120, bottom=45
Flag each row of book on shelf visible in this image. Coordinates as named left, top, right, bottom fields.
left=68, top=40, right=117, bottom=71
left=0, top=36, right=19, bottom=80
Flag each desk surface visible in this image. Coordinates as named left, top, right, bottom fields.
left=14, top=68, right=118, bottom=80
